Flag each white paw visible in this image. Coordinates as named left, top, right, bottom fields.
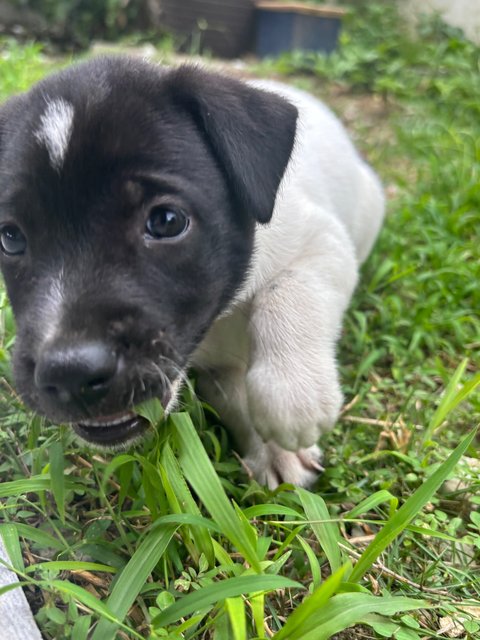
left=246, top=365, right=342, bottom=450
left=243, top=442, right=324, bottom=490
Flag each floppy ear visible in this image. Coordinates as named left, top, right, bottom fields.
left=166, top=66, right=298, bottom=224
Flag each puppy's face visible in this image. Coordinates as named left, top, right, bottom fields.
left=0, top=57, right=297, bottom=447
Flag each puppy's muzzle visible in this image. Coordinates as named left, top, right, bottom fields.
left=33, top=339, right=150, bottom=445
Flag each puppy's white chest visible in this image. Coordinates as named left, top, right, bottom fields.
left=192, top=303, right=251, bottom=372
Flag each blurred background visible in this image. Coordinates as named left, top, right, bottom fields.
left=0, top=1, right=478, bottom=58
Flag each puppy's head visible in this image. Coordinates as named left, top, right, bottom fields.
left=0, top=56, right=297, bottom=447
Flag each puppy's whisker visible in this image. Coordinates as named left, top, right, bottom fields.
left=155, top=354, right=189, bottom=387
left=211, top=378, right=230, bottom=405
left=148, top=362, right=172, bottom=394
left=127, top=384, right=136, bottom=409
left=192, top=344, right=249, bottom=369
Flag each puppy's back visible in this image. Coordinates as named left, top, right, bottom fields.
left=249, top=79, right=385, bottom=264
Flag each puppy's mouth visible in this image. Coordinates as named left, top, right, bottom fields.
left=73, top=411, right=150, bottom=446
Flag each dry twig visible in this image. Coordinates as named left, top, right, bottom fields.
left=339, top=542, right=459, bottom=599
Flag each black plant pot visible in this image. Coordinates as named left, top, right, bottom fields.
left=255, top=2, right=345, bottom=57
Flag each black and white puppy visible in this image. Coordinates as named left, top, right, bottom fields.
left=0, top=56, right=384, bottom=487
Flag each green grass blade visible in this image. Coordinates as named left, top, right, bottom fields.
left=151, top=575, right=302, bottom=628
left=25, top=561, right=117, bottom=574
left=251, top=592, right=266, bottom=638
left=160, top=441, right=215, bottom=566
left=233, top=501, right=258, bottom=550
left=0, top=476, right=79, bottom=498
left=451, top=372, right=480, bottom=408
left=357, top=450, right=420, bottom=468
left=175, top=614, right=205, bottom=634
left=151, top=512, right=221, bottom=532
left=48, top=580, right=116, bottom=619
left=345, top=490, right=399, bottom=519
left=294, top=593, right=427, bottom=640
left=91, top=523, right=178, bottom=640
left=171, top=412, right=260, bottom=571
left=12, top=523, right=66, bottom=552
left=350, top=429, right=476, bottom=583
left=242, top=504, right=304, bottom=520
left=362, top=613, right=422, bottom=639
left=297, top=535, right=322, bottom=590
left=0, top=524, right=24, bottom=572
left=212, top=539, right=236, bottom=567
left=71, top=615, right=92, bottom=640
left=47, top=580, right=144, bottom=640
left=135, top=397, right=164, bottom=425
left=0, top=582, right=30, bottom=598
left=297, top=487, right=343, bottom=573
left=213, top=611, right=230, bottom=638
left=406, top=524, right=463, bottom=542
left=424, top=359, right=477, bottom=442
left=100, top=454, right=137, bottom=493
left=225, top=596, right=247, bottom=640
left=48, top=441, right=66, bottom=523
left=139, top=456, right=164, bottom=518
left=273, top=564, right=348, bottom=640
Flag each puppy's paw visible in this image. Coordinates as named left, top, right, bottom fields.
left=243, top=442, right=324, bottom=490
left=246, top=365, right=342, bottom=451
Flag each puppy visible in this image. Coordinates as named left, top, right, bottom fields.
left=0, top=56, right=384, bottom=488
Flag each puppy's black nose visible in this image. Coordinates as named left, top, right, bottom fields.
left=34, top=341, right=118, bottom=405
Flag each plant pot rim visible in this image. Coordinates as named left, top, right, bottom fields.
left=254, top=2, right=346, bottom=19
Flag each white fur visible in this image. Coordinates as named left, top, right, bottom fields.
left=38, top=270, right=66, bottom=346
left=34, top=98, right=74, bottom=170
left=192, top=81, right=385, bottom=488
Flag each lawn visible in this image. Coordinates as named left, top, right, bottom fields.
left=0, top=4, right=479, bottom=639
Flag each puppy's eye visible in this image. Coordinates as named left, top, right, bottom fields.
left=145, top=207, right=189, bottom=240
left=0, top=225, right=27, bottom=256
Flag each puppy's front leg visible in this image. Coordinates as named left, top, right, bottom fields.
left=196, top=367, right=323, bottom=488
left=246, top=258, right=358, bottom=452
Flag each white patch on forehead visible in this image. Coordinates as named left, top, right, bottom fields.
left=34, top=98, right=75, bottom=170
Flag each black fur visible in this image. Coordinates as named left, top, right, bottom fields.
left=0, top=56, right=297, bottom=439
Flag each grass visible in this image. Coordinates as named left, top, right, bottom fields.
left=0, top=4, right=480, bottom=638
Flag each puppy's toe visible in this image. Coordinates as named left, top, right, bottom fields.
left=297, top=445, right=325, bottom=473
left=243, top=442, right=323, bottom=490
left=269, top=442, right=324, bottom=488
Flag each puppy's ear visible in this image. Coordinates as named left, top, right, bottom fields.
left=167, top=67, right=298, bottom=223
